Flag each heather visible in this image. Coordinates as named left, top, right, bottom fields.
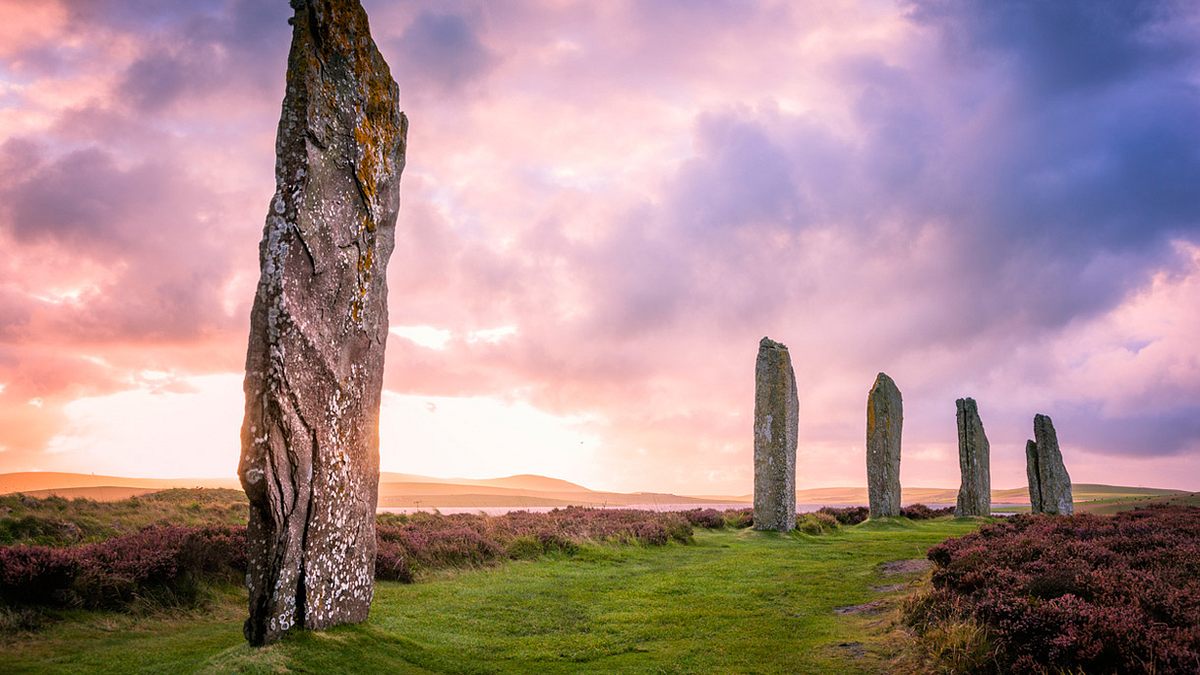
left=817, top=504, right=954, bottom=526
left=1, top=504, right=696, bottom=623
left=820, top=505, right=871, bottom=525
left=0, top=526, right=247, bottom=612
left=905, top=505, right=1200, bottom=674
left=900, top=504, right=957, bottom=520
left=375, top=506, right=693, bottom=579
left=682, top=507, right=752, bottom=528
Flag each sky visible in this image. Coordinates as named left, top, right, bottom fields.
left=0, top=0, right=1198, bottom=495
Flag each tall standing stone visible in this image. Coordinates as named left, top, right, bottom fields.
left=238, top=0, right=406, bottom=646
left=1028, top=414, right=1073, bottom=515
left=753, top=337, right=798, bottom=532
left=1024, top=439, right=1043, bottom=514
left=954, top=398, right=990, bottom=517
left=866, top=373, right=902, bottom=518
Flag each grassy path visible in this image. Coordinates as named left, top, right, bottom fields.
left=3, top=518, right=983, bottom=674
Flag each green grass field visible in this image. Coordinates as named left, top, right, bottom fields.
left=989, top=490, right=1200, bottom=514
left=0, top=489, right=248, bottom=545
left=1, top=518, right=984, bottom=674
left=1072, top=490, right=1200, bottom=515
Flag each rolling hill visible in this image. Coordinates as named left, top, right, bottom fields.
left=0, top=471, right=1185, bottom=509
left=0, top=471, right=738, bottom=508
left=0, top=472, right=242, bottom=496
left=11, top=486, right=161, bottom=501
left=378, top=472, right=591, bottom=493
left=783, top=483, right=1187, bottom=506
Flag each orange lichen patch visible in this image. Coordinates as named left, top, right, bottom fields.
left=356, top=246, right=373, bottom=275
left=350, top=71, right=402, bottom=227
left=291, top=1, right=405, bottom=328
left=349, top=214, right=375, bottom=324
left=305, top=0, right=403, bottom=228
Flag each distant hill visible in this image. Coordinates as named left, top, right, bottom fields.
left=0, top=472, right=241, bottom=495
left=14, top=486, right=160, bottom=501
left=1, top=472, right=1185, bottom=508
left=378, top=493, right=582, bottom=508
left=375, top=480, right=740, bottom=508
left=725, top=483, right=1187, bottom=506
left=0, top=471, right=735, bottom=508
left=379, top=472, right=592, bottom=493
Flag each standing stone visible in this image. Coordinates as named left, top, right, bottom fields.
left=954, top=398, right=991, bottom=517
left=1029, top=414, right=1073, bottom=515
left=753, top=337, right=798, bottom=532
left=1025, top=439, right=1043, bottom=514
left=238, top=0, right=406, bottom=647
left=866, top=373, right=902, bottom=518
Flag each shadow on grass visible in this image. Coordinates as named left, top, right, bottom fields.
left=201, top=624, right=436, bottom=674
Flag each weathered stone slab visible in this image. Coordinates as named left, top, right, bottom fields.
left=1025, top=439, right=1043, bottom=513
left=954, top=398, right=990, bottom=517
left=1031, top=414, right=1073, bottom=515
left=753, top=337, right=798, bottom=532
left=866, top=373, right=902, bottom=518
left=238, top=0, right=407, bottom=646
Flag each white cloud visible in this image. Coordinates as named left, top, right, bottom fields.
left=43, top=373, right=243, bottom=477
left=379, top=391, right=601, bottom=485
left=389, top=325, right=452, bottom=350
left=466, top=325, right=518, bottom=344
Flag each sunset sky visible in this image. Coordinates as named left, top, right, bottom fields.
left=1, top=0, right=1198, bottom=494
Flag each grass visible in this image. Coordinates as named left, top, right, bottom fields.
left=0, top=490, right=247, bottom=545
left=0, top=518, right=984, bottom=674
left=992, top=492, right=1200, bottom=515
left=1072, top=491, right=1200, bottom=515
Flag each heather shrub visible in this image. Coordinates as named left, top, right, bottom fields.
left=659, top=517, right=694, bottom=544
left=682, top=508, right=726, bottom=529
left=532, top=530, right=579, bottom=555
left=634, top=522, right=669, bottom=545
left=818, top=506, right=869, bottom=525
left=901, top=504, right=956, bottom=520
left=0, top=501, right=695, bottom=611
left=907, top=505, right=1200, bottom=674
left=373, top=507, right=690, bottom=577
left=374, top=540, right=413, bottom=583
left=0, top=545, right=77, bottom=605
left=0, top=525, right=247, bottom=611
left=396, top=525, right=505, bottom=568
left=680, top=507, right=759, bottom=530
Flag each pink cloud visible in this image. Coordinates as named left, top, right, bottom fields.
left=0, top=0, right=1197, bottom=495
